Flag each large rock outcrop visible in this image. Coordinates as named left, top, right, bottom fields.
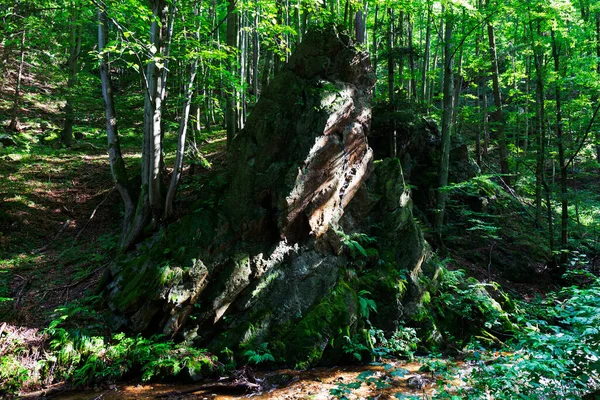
left=104, top=27, right=432, bottom=368
left=224, top=28, right=374, bottom=243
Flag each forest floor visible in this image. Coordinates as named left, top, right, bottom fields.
left=0, top=63, right=230, bottom=396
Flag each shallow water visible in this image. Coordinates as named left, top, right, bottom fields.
left=46, top=359, right=468, bottom=399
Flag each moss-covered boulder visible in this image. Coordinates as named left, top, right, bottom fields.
left=104, top=27, right=433, bottom=368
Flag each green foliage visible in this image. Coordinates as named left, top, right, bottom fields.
left=0, top=298, right=218, bottom=393
left=0, top=355, right=30, bottom=393
left=462, top=275, right=600, bottom=398
left=272, top=282, right=355, bottom=369
left=370, top=326, right=420, bottom=360
left=357, top=290, right=377, bottom=321
left=342, top=332, right=371, bottom=362
left=242, top=342, right=275, bottom=365
left=335, top=229, right=377, bottom=260
left=415, top=265, right=516, bottom=349
left=46, top=328, right=217, bottom=386
left=328, top=365, right=409, bottom=399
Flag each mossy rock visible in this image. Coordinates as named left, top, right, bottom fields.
left=268, top=281, right=358, bottom=368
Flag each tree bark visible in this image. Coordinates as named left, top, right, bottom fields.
left=372, top=3, right=378, bottom=97
left=596, top=12, right=600, bottom=163
left=252, top=7, right=259, bottom=101
left=98, top=8, right=136, bottom=245
left=407, top=13, right=416, bottom=99
left=225, top=0, right=238, bottom=147
left=532, top=20, right=546, bottom=228
left=7, top=24, right=26, bottom=132
left=354, top=9, right=365, bottom=44
left=387, top=7, right=396, bottom=157
left=551, top=29, right=568, bottom=266
left=165, top=4, right=201, bottom=219
left=122, top=0, right=170, bottom=249
left=486, top=6, right=509, bottom=185
left=435, top=7, right=454, bottom=234
left=61, top=4, right=83, bottom=147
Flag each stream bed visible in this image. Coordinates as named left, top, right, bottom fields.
left=46, top=359, right=471, bottom=399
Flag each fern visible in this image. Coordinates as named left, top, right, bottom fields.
left=334, top=229, right=377, bottom=259
left=357, top=290, right=377, bottom=321
left=243, top=342, right=275, bottom=365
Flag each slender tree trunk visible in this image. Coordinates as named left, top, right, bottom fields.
left=387, top=7, right=396, bottom=157
left=372, top=3, right=378, bottom=97
left=165, top=3, right=201, bottom=219
left=354, top=8, right=365, bottom=44
left=61, top=4, right=82, bottom=146
left=475, top=16, right=482, bottom=166
left=226, top=0, right=238, bottom=147
left=148, top=0, right=169, bottom=214
left=544, top=180, right=554, bottom=254
left=551, top=29, right=568, bottom=266
left=239, top=10, right=247, bottom=130
left=7, top=25, right=25, bottom=132
left=295, top=0, right=301, bottom=48
left=532, top=20, right=546, bottom=228
left=452, top=16, right=463, bottom=129
left=261, top=48, right=273, bottom=90
left=486, top=6, right=509, bottom=185
left=397, top=11, right=404, bottom=91
left=435, top=7, right=454, bottom=234
left=596, top=12, right=600, bottom=163
left=123, top=0, right=170, bottom=249
left=407, top=13, right=416, bottom=99
left=387, top=7, right=394, bottom=103
left=421, top=1, right=431, bottom=105
left=252, top=7, right=260, bottom=101
left=98, top=8, right=136, bottom=246
left=274, top=0, right=283, bottom=73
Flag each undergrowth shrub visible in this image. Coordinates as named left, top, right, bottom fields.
left=0, top=355, right=30, bottom=393
left=462, top=273, right=600, bottom=399
left=45, top=302, right=220, bottom=386
left=0, top=298, right=220, bottom=394
left=416, top=266, right=517, bottom=349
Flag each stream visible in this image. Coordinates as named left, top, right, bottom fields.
left=46, top=359, right=471, bottom=399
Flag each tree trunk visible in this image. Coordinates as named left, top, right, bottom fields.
left=397, top=11, right=404, bottom=91
left=165, top=4, right=201, bottom=220
left=486, top=6, right=509, bottom=185
left=387, top=7, right=394, bottom=103
left=407, top=13, right=416, bottom=99
left=122, top=0, right=170, bottom=249
left=225, top=0, right=238, bottom=147
left=7, top=25, right=26, bottom=132
left=551, top=29, right=568, bottom=266
left=596, top=12, right=600, bottom=163
left=475, top=14, right=482, bottom=166
left=435, top=7, right=454, bottom=234
left=354, top=9, right=365, bottom=44
left=61, top=4, right=82, bottom=147
left=387, top=7, right=396, bottom=157
left=98, top=8, right=136, bottom=245
left=421, top=2, right=431, bottom=104
left=372, top=3, right=378, bottom=97
left=532, top=20, right=546, bottom=228
left=252, top=8, right=259, bottom=101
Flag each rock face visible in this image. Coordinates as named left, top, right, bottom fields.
left=104, top=27, right=431, bottom=367
left=369, top=102, right=478, bottom=221
left=225, top=27, right=375, bottom=243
